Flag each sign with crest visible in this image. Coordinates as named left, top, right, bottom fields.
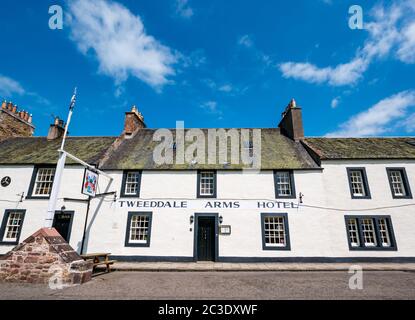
left=82, top=169, right=99, bottom=197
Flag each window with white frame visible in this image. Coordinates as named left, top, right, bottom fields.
left=361, top=218, right=377, bottom=247
left=274, top=171, right=295, bottom=198
left=125, top=212, right=152, bottom=247
left=261, top=213, right=290, bottom=250
left=198, top=171, right=216, bottom=197
left=32, top=167, right=55, bottom=196
left=378, top=218, right=391, bottom=247
left=387, top=168, right=412, bottom=198
left=389, top=170, right=405, bottom=196
left=346, top=218, right=360, bottom=247
left=347, top=168, right=370, bottom=198
left=122, top=171, right=141, bottom=196
left=0, top=210, right=25, bottom=244
left=345, top=216, right=396, bottom=250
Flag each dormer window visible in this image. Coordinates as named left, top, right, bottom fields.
left=243, top=140, right=254, bottom=156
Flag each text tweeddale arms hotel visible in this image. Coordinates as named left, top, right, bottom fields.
left=1, top=99, right=415, bottom=262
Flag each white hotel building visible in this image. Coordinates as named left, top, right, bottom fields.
left=1, top=99, right=415, bottom=262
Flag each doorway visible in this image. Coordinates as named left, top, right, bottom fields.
left=52, top=211, right=74, bottom=243
left=194, top=214, right=218, bottom=262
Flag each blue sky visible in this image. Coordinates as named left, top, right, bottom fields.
left=0, top=0, right=414, bottom=137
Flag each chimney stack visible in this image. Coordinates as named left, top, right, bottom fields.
left=278, top=99, right=304, bottom=141
left=47, top=117, right=66, bottom=140
left=123, top=105, right=146, bottom=137
left=0, top=100, right=35, bottom=139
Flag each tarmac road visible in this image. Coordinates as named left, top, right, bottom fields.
left=1, top=271, right=415, bottom=300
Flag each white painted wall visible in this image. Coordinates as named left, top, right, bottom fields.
left=1, top=162, right=414, bottom=259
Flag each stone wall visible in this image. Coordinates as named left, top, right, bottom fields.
left=0, top=228, right=93, bottom=286
left=0, top=106, right=35, bottom=140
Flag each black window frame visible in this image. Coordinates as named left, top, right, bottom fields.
left=386, top=168, right=412, bottom=199
left=120, top=170, right=142, bottom=198
left=260, top=212, right=291, bottom=251
left=124, top=211, right=153, bottom=247
left=346, top=167, right=371, bottom=199
left=0, top=209, right=26, bottom=245
left=26, top=165, right=56, bottom=200
left=344, top=215, right=397, bottom=251
left=197, top=170, right=217, bottom=199
left=273, top=170, right=296, bottom=199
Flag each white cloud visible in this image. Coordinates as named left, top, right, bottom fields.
left=238, top=35, right=254, bottom=48
left=326, top=90, right=415, bottom=137
left=67, top=0, right=178, bottom=90
left=200, top=101, right=223, bottom=118
left=175, top=0, right=194, bottom=18
left=279, top=1, right=415, bottom=86
left=0, top=74, right=25, bottom=97
left=331, top=97, right=340, bottom=109
left=201, top=101, right=218, bottom=112
left=219, top=84, right=233, bottom=93
left=279, top=58, right=369, bottom=86
left=397, top=21, right=415, bottom=63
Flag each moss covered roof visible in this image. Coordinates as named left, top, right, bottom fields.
left=0, top=137, right=116, bottom=165
left=6, top=133, right=413, bottom=170
left=304, top=138, right=415, bottom=160
left=100, top=128, right=318, bottom=170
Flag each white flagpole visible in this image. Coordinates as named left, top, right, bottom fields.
left=44, top=88, right=77, bottom=228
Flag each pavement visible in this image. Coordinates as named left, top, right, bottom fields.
left=1, top=270, right=415, bottom=300
left=107, top=261, right=415, bottom=272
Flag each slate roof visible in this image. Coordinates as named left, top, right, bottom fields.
left=100, top=128, right=319, bottom=170
left=0, top=137, right=116, bottom=165
left=303, top=138, right=415, bottom=161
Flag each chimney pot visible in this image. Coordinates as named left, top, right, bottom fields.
left=123, top=105, right=146, bottom=136
left=278, top=99, right=304, bottom=141
left=48, top=117, right=65, bottom=140
left=28, top=114, right=33, bottom=124
left=1, top=101, right=6, bottom=109
left=7, top=102, right=13, bottom=111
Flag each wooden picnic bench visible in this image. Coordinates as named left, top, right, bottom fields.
left=81, top=253, right=116, bottom=273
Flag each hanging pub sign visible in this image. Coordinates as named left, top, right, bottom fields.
left=82, top=169, right=99, bottom=197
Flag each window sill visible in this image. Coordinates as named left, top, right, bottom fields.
left=262, top=246, right=291, bottom=251
left=120, top=194, right=141, bottom=198
left=391, top=195, right=413, bottom=199
left=26, top=196, right=51, bottom=200
left=124, top=243, right=151, bottom=248
left=0, top=241, right=18, bottom=246
left=275, top=196, right=296, bottom=200
left=348, top=246, right=398, bottom=251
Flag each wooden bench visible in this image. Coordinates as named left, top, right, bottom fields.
left=81, top=253, right=116, bottom=274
